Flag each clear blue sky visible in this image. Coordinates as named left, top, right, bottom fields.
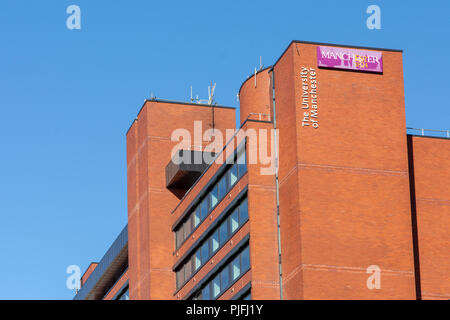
left=0, top=0, right=448, bottom=300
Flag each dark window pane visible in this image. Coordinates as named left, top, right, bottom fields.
left=239, top=198, right=249, bottom=225
left=211, top=230, right=219, bottom=253
left=177, top=266, right=185, bottom=287
left=184, top=218, right=192, bottom=238
left=213, top=275, right=221, bottom=298
left=176, top=227, right=183, bottom=248
left=229, top=164, right=238, bottom=186
left=202, top=284, right=211, bottom=300
left=218, top=175, right=227, bottom=199
left=230, top=209, right=239, bottom=233
left=117, top=287, right=129, bottom=300
left=221, top=267, right=229, bottom=290
left=195, top=250, right=201, bottom=270
left=201, top=242, right=209, bottom=264
left=241, top=246, right=250, bottom=272
left=219, top=220, right=228, bottom=245
left=185, top=259, right=192, bottom=280
left=232, top=255, right=241, bottom=280
left=210, top=185, right=218, bottom=208
left=194, top=206, right=201, bottom=227
left=237, top=147, right=247, bottom=178
left=201, top=199, right=208, bottom=220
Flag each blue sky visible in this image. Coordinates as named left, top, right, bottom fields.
left=0, top=0, right=448, bottom=300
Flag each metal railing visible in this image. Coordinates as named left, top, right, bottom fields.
left=407, top=127, right=450, bottom=139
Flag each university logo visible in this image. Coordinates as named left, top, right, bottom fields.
left=317, top=46, right=383, bottom=73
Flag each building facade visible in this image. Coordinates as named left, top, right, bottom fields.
left=74, top=41, right=450, bottom=300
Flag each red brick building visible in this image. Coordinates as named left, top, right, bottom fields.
left=74, top=41, right=450, bottom=300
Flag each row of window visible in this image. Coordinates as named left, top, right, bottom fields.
left=115, top=286, right=129, bottom=300
left=191, top=245, right=250, bottom=300
left=176, top=197, right=248, bottom=289
left=175, top=145, right=247, bottom=249
left=240, top=291, right=251, bottom=300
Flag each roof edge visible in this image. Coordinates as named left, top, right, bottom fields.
left=126, top=99, right=235, bottom=136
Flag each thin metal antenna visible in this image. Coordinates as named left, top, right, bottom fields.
left=254, top=68, right=257, bottom=87
left=209, top=81, right=217, bottom=131
left=190, top=86, right=193, bottom=102
left=208, top=82, right=216, bottom=105
left=260, top=56, right=263, bottom=70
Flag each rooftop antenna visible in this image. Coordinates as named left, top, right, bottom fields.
left=190, top=86, right=199, bottom=103
left=260, top=56, right=263, bottom=70
left=208, top=82, right=216, bottom=105
left=209, top=82, right=217, bottom=131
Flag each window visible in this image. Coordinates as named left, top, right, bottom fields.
left=174, top=143, right=248, bottom=250
left=176, top=227, right=183, bottom=248
left=230, top=209, right=239, bottom=233
left=232, top=255, right=241, bottom=281
left=177, top=266, right=185, bottom=287
left=210, top=185, right=218, bottom=208
left=194, top=250, right=201, bottom=270
left=213, top=275, right=221, bottom=298
left=211, top=230, right=219, bottom=253
left=241, top=246, right=250, bottom=272
left=218, top=175, right=227, bottom=199
left=221, top=268, right=229, bottom=290
left=194, top=206, right=200, bottom=227
left=185, top=259, right=192, bottom=279
left=116, top=286, right=129, bottom=300
left=239, top=198, right=248, bottom=225
left=201, top=199, right=208, bottom=220
left=184, top=218, right=192, bottom=239
left=237, top=146, right=247, bottom=178
left=242, top=291, right=251, bottom=300
left=201, top=242, right=209, bottom=264
left=189, top=245, right=250, bottom=300
left=202, top=284, right=211, bottom=300
left=229, top=164, right=238, bottom=186
left=175, top=196, right=249, bottom=289
left=219, top=220, right=228, bottom=245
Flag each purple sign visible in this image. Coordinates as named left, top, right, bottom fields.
left=317, top=46, right=383, bottom=73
